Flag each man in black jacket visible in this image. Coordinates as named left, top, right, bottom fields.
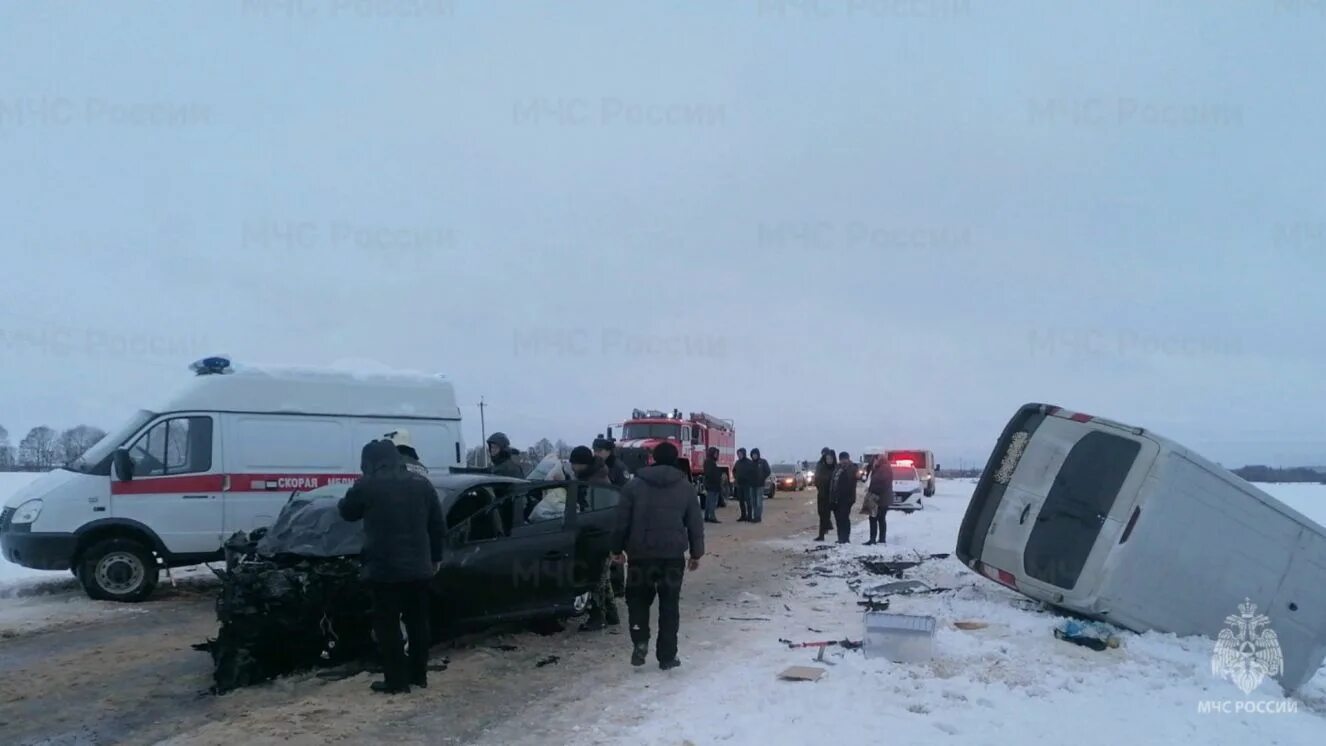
left=569, top=445, right=612, bottom=485
left=829, top=451, right=859, bottom=544
left=384, top=428, right=428, bottom=477
left=701, top=447, right=723, bottom=524
left=338, top=440, right=444, bottom=694
left=486, top=432, right=525, bottom=478
left=612, top=441, right=704, bottom=670
left=813, top=447, right=837, bottom=542
left=594, top=436, right=629, bottom=487
left=732, top=448, right=757, bottom=522
left=749, top=448, right=771, bottom=523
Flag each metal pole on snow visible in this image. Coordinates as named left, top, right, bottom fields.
left=479, top=396, right=488, bottom=467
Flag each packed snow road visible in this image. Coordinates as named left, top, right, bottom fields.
left=0, top=483, right=819, bottom=745
left=2, top=477, right=1324, bottom=745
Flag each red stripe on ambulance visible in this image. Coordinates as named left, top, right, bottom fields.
left=111, top=473, right=359, bottom=495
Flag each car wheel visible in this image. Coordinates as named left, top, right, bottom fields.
left=79, top=538, right=159, bottom=602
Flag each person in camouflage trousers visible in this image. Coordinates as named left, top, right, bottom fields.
left=568, top=446, right=620, bottom=632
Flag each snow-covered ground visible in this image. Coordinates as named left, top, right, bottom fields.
left=608, top=479, right=1326, bottom=746
left=0, top=471, right=216, bottom=639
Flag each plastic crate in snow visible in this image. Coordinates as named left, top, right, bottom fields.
left=863, top=612, right=936, bottom=663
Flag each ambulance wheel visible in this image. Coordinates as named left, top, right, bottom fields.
left=79, top=538, right=159, bottom=602
left=923, top=482, right=935, bottom=498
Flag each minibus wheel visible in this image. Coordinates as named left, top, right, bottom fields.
left=79, top=538, right=159, bottom=602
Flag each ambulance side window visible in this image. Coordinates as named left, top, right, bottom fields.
left=130, top=417, right=214, bottom=477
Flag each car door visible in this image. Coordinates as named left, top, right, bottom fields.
left=439, top=482, right=577, bottom=623
left=569, top=483, right=621, bottom=591
left=1023, top=431, right=1142, bottom=591
left=436, top=484, right=508, bottom=622
left=508, top=482, right=579, bottom=612
left=111, top=414, right=224, bottom=557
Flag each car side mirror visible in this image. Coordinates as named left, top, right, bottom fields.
left=113, top=449, right=134, bottom=481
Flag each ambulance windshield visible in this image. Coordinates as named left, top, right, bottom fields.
left=66, top=410, right=155, bottom=474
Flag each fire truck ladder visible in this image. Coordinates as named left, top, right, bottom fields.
left=689, top=411, right=734, bottom=431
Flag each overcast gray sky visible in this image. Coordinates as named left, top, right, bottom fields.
left=1, top=1, right=1322, bottom=467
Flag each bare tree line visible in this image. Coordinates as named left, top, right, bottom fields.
left=464, top=438, right=572, bottom=471
left=0, top=424, right=108, bottom=471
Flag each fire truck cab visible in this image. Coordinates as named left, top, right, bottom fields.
left=611, top=409, right=736, bottom=495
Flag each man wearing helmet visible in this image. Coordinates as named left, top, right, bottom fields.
left=384, top=429, right=428, bottom=477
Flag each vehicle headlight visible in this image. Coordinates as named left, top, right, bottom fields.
left=11, top=499, right=43, bottom=525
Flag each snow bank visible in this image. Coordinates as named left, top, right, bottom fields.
left=615, top=480, right=1326, bottom=746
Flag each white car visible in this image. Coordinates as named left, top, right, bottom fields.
left=886, top=466, right=924, bottom=512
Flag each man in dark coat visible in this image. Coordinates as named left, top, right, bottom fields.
left=732, top=448, right=757, bottom=522
left=749, top=448, right=771, bottom=523
left=829, top=451, right=859, bottom=544
left=569, top=445, right=612, bottom=485
left=612, top=441, right=705, bottom=670
left=701, top=446, right=723, bottom=524
left=486, top=432, right=525, bottom=478
left=385, top=428, right=428, bottom=477
left=338, top=440, right=444, bottom=694
left=813, top=447, right=837, bottom=542
left=594, top=436, right=629, bottom=487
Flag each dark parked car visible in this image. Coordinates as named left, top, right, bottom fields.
left=207, top=473, right=622, bottom=691
left=266, top=473, right=620, bottom=626
left=770, top=463, right=807, bottom=491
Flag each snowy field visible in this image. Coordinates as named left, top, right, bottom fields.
left=600, top=479, right=1326, bottom=746
left=2, top=473, right=1325, bottom=743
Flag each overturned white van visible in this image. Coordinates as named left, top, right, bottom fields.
left=0, top=358, right=463, bottom=601
left=956, top=403, right=1326, bottom=693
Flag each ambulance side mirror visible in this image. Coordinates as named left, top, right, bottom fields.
left=113, top=449, right=135, bottom=482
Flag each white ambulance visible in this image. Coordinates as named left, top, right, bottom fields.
left=0, top=357, right=464, bottom=601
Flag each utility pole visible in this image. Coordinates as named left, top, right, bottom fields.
left=478, top=396, right=488, bottom=467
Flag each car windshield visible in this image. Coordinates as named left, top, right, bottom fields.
left=772, top=464, right=798, bottom=474
left=892, top=467, right=919, bottom=481
left=621, top=423, right=680, bottom=441
left=298, top=484, right=352, bottom=501
left=65, top=409, right=155, bottom=474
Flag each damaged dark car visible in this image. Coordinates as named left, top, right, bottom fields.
left=205, top=473, right=621, bottom=692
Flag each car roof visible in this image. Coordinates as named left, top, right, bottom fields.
left=428, top=473, right=527, bottom=491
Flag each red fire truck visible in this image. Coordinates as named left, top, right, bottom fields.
left=609, top=408, right=736, bottom=493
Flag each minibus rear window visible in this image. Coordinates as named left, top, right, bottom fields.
left=1024, top=431, right=1140, bottom=589
left=956, top=404, right=1047, bottom=566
